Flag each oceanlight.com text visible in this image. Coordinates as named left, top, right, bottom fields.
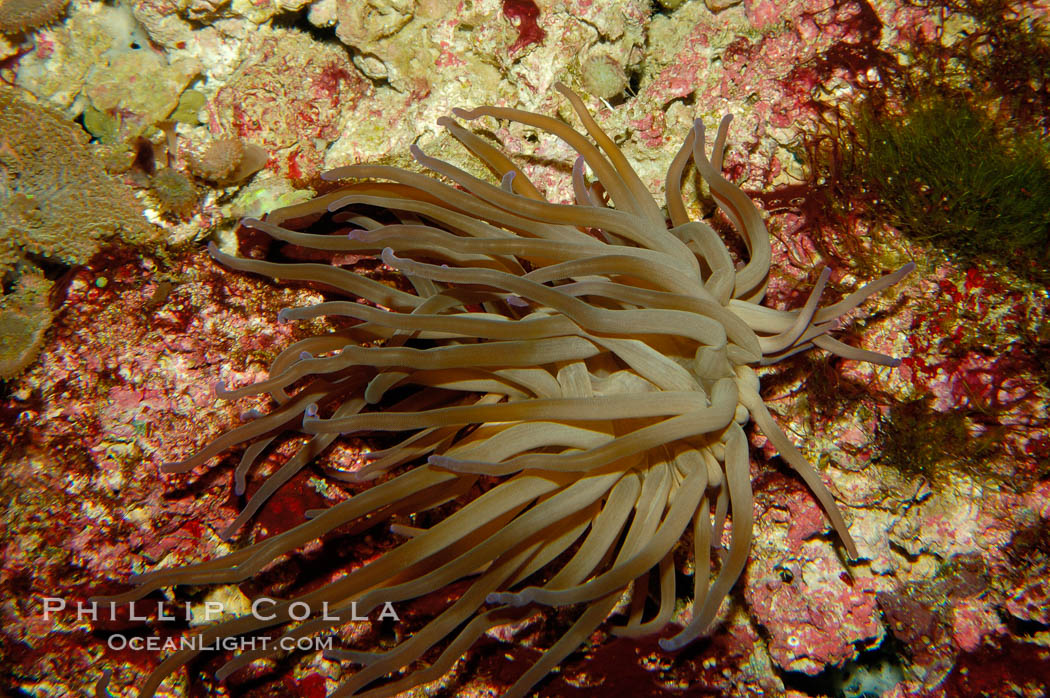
left=106, top=634, right=335, bottom=653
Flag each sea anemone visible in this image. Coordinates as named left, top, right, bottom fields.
left=101, top=84, right=913, bottom=696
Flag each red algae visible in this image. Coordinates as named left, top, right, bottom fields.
left=0, top=246, right=335, bottom=693
left=503, top=0, right=545, bottom=54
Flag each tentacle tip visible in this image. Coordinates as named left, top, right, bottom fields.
left=506, top=294, right=530, bottom=308
left=900, top=261, right=917, bottom=275
left=347, top=228, right=377, bottom=243
left=276, top=308, right=293, bottom=324
left=427, top=455, right=452, bottom=467
left=500, top=170, right=516, bottom=192
left=886, top=357, right=902, bottom=368
left=351, top=470, right=379, bottom=483
left=658, top=636, right=686, bottom=652
left=489, top=591, right=530, bottom=607
left=206, top=241, right=221, bottom=258
left=304, top=402, right=319, bottom=419
left=159, top=461, right=182, bottom=474
left=327, top=197, right=350, bottom=213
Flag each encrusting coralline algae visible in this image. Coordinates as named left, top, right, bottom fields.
left=0, top=0, right=1048, bottom=695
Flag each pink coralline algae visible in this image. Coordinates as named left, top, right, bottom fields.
left=644, top=0, right=885, bottom=151
left=758, top=472, right=839, bottom=551
left=0, top=247, right=330, bottom=693
left=630, top=112, right=668, bottom=149
left=878, top=587, right=957, bottom=688
left=948, top=598, right=1002, bottom=653
left=872, top=553, right=1030, bottom=691
left=747, top=552, right=882, bottom=674
left=211, top=28, right=371, bottom=183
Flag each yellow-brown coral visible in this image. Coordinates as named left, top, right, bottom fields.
left=0, top=269, right=52, bottom=380
left=0, top=87, right=153, bottom=377
left=101, top=85, right=913, bottom=697
left=0, top=0, right=69, bottom=34
left=0, top=87, right=153, bottom=273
